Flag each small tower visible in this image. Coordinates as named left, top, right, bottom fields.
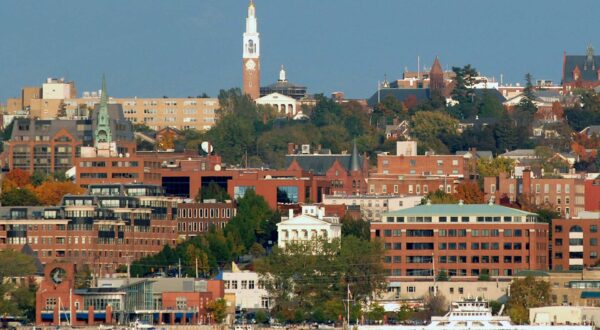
left=429, top=56, right=445, bottom=92
left=94, top=75, right=113, bottom=146
left=279, top=65, right=287, bottom=82
left=242, top=0, right=261, bottom=100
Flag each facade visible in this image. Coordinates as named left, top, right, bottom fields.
left=276, top=205, right=341, bottom=248
left=517, top=269, right=600, bottom=307
left=176, top=201, right=237, bottom=239
left=0, top=184, right=180, bottom=273
left=242, top=0, right=260, bottom=99
left=552, top=217, right=600, bottom=271
left=36, top=263, right=224, bottom=326
left=585, top=176, right=600, bottom=211
left=64, top=96, right=219, bottom=131
left=562, top=45, right=600, bottom=92
left=322, top=194, right=422, bottom=222
left=219, top=267, right=270, bottom=311
left=530, top=306, right=600, bottom=326
left=256, top=92, right=298, bottom=116
left=366, top=173, right=461, bottom=196
left=484, top=170, right=587, bottom=218
left=372, top=203, right=549, bottom=278
left=285, top=142, right=369, bottom=197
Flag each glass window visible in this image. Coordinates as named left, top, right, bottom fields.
left=277, top=186, right=299, bottom=203
left=234, top=186, right=255, bottom=199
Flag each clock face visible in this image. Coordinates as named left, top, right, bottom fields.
left=245, top=59, right=256, bottom=71
left=50, top=267, right=66, bottom=284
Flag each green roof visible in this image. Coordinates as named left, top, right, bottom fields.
left=383, top=204, right=538, bottom=217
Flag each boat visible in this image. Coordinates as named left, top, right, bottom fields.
left=359, top=298, right=593, bottom=330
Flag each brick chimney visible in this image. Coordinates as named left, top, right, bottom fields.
left=287, top=143, right=295, bottom=155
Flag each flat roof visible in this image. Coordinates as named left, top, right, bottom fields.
left=383, top=203, right=537, bottom=217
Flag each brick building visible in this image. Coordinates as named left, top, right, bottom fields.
left=562, top=45, right=600, bottom=92
left=367, top=173, right=461, bottom=196
left=372, top=203, right=549, bottom=278
left=377, top=153, right=467, bottom=178
left=586, top=176, right=600, bottom=211
left=552, top=217, right=600, bottom=271
left=0, top=184, right=181, bottom=274
left=322, top=194, right=422, bottom=222
left=484, top=170, right=587, bottom=218
left=36, top=262, right=224, bottom=326
left=176, top=201, right=237, bottom=239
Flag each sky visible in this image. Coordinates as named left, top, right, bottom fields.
left=0, top=0, right=599, bottom=102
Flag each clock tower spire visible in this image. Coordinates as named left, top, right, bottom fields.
left=242, top=0, right=260, bottom=100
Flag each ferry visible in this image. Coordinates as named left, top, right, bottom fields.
left=359, top=299, right=593, bottom=330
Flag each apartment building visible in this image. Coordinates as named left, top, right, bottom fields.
left=176, top=201, right=237, bottom=239
left=322, top=194, right=422, bottom=222
left=552, top=215, right=600, bottom=271
left=372, top=202, right=549, bottom=278
left=64, top=96, right=219, bottom=131
left=484, top=169, right=587, bottom=218
left=0, top=184, right=181, bottom=273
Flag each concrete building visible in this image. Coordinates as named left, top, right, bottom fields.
left=530, top=306, right=600, bottom=326
left=63, top=96, right=219, bottom=131
left=277, top=205, right=341, bottom=248
left=219, top=265, right=270, bottom=311
left=42, top=77, right=76, bottom=100
left=256, top=92, right=297, bottom=116
left=517, top=269, right=600, bottom=307
left=373, top=202, right=549, bottom=278
left=322, top=194, right=422, bottom=222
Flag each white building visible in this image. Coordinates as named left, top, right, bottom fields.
left=221, top=264, right=270, bottom=311
left=256, top=92, right=297, bottom=116
left=276, top=205, right=341, bottom=248
left=530, top=306, right=600, bottom=326
left=322, top=194, right=422, bottom=222
left=42, top=77, right=74, bottom=100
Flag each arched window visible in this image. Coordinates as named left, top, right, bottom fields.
left=570, top=225, right=583, bottom=233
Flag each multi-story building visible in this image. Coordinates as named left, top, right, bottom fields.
left=322, top=194, right=422, bottom=222
left=0, top=183, right=181, bottom=274
left=366, top=173, right=461, bottom=196
left=586, top=176, right=600, bottom=212
left=484, top=169, right=587, bottom=218
left=552, top=214, right=600, bottom=271
left=377, top=152, right=467, bottom=178
left=562, top=45, right=600, bottom=92
left=277, top=205, right=341, bottom=249
left=63, top=96, right=219, bottom=131
left=176, top=201, right=237, bottom=239
left=219, top=266, right=270, bottom=311
left=517, top=268, right=600, bottom=307
left=372, top=202, right=549, bottom=278
left=36, top=262, right=224, bottom=326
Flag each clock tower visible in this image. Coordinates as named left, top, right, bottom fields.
left=242, top=0, right=260, bottom=99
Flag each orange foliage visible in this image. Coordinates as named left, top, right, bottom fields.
left=454, top=181, right=484, bottom=204
left=33, top=181, right=85, bottom=206
left=4, top=169, right=31, bottom=188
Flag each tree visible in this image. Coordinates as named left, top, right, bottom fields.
left=424, top=190, right=458, bottom=204
left=476, top=158, right=515, bottom=178
left=450, top=65, right=479, bottom=119
left=3, top=168, right=31, bottom=188
left=436, top=270, right=449, bottom=281
left=207, top=298, right=227, bottom=324
left=454, top=181, right=484, bottom=204
left=0, top=250, right=36, bottom=279
left=0, top=188, right=41, bottom=206
left=367, top=303, right=385, bottom=323
left=494, top=114, right=518, bottom=152
left=249, top=242, right=266, bottom=258
left=33, top=181, right=85, bottom=206
left=74, top=265, right=93, bottom=289
left=255, top=310, right=269, bottom=324
left=341, top=216, right=370, bottom=240
left=410, top=111, right=459, bottom=153
left=507, top=276, right=551, bottom=324
left=422, top=294, right=447, bottom=319
left=198, top=182, right=231, bottom=202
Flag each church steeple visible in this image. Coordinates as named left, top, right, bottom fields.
left=429, top=56, right=445, bottom=92
left=94, top=75, right=113, bottom=146
left=350, top=140, right=361, bottom=172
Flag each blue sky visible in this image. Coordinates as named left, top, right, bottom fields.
left=0, top=0, right=598, bottom=101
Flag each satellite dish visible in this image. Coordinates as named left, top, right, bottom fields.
left=201, top=141, right=213, bottom=154
left=214, top=164, right=221, bottom=171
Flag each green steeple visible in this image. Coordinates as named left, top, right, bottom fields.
left=94, top=75, right=113, bottom=146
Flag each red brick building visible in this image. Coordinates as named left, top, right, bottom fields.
left=372, top=203, right=549, bottom=278
left=484, top=170, right=587, bottom=218
left=367, top=173, right=460, bottom=196
left=552, top=218, right=600, bottom=271
left=562, top=45, right=600, bottom=92
left=377, top=154, right=467, bottom=178
left=176, top=201, right=237, bottom=238
left=585, top=176, right=600, bottom=211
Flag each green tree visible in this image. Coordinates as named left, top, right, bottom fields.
left=410, top=111, right=459, bottom=153
left=436, top=270, right=449, bottom=281
left=450, top=65, right=479, bottom=119
left=507, top=276, right=551, bottom=324
left=207, top=298, right=227, bottom=324
left=341, top=216, right=370, bottom=240
left=0, top=250, right=36, bottom=279
left=255, top=310, right=269, bottom=324
left=75, top=265, right=93, bottom=289
left=367, top=303, right=385, bottom=323
left=198, top=182, right=231, bottom=202
left=0, top=188, right=41, bottom=206
left=424, top=190, right=458, bottom=204
left=476, top=158, right=515, bottom=178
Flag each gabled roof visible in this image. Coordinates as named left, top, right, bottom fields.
left=285, top=153, right=363, bottom=175
left=563, top=55, right=600, bottom=83
left=277, top=214, right=335, bottom=227
left=581, top=125, right=600, bottom=137
left=256, top=92, right=296, bottom=103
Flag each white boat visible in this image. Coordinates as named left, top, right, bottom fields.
left=359, top=299, right=593, bottom=330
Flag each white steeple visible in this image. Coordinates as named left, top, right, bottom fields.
left=279, top=65, right=287, bottom=82
left=243, top=0, right=260, bottom=59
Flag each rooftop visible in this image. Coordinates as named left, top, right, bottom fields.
left=383, top=203, right=537, bottom=217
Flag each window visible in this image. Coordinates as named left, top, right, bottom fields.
left=592, top=225, right=598, bottom=233
left=407, top=286, right=416, bottom=293
left=277, top=186, right=298, bottom=203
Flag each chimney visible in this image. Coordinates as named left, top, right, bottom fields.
left=288, top=208, right=294, bottom=219
left=522, top=169, right=532, bottom=197
left=287, top=143, right=295, bottom=155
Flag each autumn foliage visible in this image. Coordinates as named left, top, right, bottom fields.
left=1, top=170, right=84, bottom=206
left=454, top=181, right=485, bottom=204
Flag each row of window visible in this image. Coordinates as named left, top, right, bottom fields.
left=387, top=268, right=515, bottom=277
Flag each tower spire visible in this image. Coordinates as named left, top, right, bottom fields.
left=95, top=75, right=113, bottom=146
left=350, top=140, right=361, bottom=172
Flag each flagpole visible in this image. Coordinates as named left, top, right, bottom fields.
left=347, top=283, right=350, bottom=328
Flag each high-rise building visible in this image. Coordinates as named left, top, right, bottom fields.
left=242, top=0, right=260, bottom=99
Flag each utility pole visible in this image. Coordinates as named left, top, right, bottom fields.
left=178, top=258, right=182, bottom=278
left=195, top=257, right=199, bottom=278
